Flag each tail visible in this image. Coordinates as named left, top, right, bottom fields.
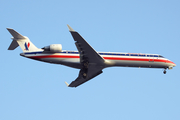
left=7, top=28, right=40, bottom=52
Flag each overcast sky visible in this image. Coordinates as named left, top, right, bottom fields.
left=0, top=0, right=180, bottom=120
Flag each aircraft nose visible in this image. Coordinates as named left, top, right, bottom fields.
left=171, top=60, right=176, bottom=67
left=173, top=63, right=176, bottom=67
left=167, top=60, right=176, bottom=69
left=170, top=62, right=176, bottom=67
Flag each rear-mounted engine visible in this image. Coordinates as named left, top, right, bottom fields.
left=42, top=44, right=62, bottom=52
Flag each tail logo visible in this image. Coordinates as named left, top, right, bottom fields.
left=24, top=42, right=30, bottom=50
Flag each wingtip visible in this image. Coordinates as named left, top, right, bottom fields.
left=65, top=81, right=69, bottom=87
left=6, top=28, right=13, bottom=31
left=67, top=24, right=75, bottom=32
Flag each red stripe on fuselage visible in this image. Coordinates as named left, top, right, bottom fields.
left=29, top=55, right=79, bottom=59
left=103, top=56, right=174, bottom=64
left=28, top=55, right=174, bottom=64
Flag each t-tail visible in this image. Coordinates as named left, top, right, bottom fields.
left=7, top=28, right=41, bottom=52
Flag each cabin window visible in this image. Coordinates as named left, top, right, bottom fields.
left=139, top=55, right=145, bottom=57
left=130, top=54, right=138, bottom=56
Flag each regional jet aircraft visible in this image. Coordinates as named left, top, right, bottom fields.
left=7, top=25, right=176, bottom=87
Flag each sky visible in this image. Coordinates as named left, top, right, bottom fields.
left=0, top=0, right=180, bottom=120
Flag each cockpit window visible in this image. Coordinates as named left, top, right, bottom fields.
left=159, top=55, right=164, bottom=58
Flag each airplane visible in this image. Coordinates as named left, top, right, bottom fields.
left=7, top=25, right=176, bottom=87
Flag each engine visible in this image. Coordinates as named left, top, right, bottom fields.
left=43, top=44, right=62, bottom=52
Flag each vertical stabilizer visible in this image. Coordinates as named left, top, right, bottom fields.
left=7, top=28, right=41, bottom=52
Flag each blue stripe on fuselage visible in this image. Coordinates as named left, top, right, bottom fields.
left=23, top=51, right=162, bottom=58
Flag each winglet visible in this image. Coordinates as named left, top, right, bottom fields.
left=67, top=24, right=75, bottom=32
left=65, top=81, right=69, bottom=87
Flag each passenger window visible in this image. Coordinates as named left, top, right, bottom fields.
left=131, top=54, right=137, bottom=56
left=139, top=55, right=146, bottom=57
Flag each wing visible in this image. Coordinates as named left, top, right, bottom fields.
left=67, top=25, right=104, bottom=64
left=67, top=64, right=103, bottom=87
left=66, top=25, right=105, bottom=87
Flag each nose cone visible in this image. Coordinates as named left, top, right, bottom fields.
left=173, top=63, right=176, bottom=67
left=170, top=61, right=176, bottom=68
left=168, top=61, right=176, bottom=69
left=170, top=60, right=176, bottom=67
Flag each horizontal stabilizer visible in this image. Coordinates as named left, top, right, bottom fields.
left=7, top=28, right=25, bottom=39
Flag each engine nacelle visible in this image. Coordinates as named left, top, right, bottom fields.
left=43, top=44, right=62, bottom=52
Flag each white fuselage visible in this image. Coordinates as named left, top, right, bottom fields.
left=20, top=51, right=176, bottom=70
left=7, top=27, right=176, bottom=87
